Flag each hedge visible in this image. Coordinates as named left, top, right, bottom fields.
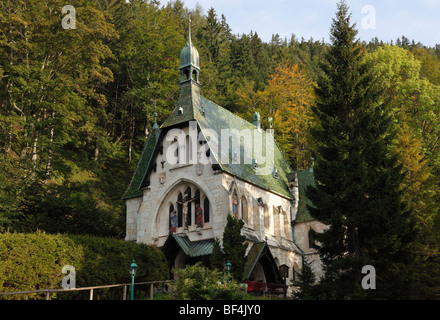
left=0, top=231, right=168, bottom=299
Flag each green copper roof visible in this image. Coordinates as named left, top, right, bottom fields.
left=243, top=241, right=284, bottom=283
left=122, top=128, right=160, bottom=200
left=180, top=37, right=199, bottom=70
left=123, top=83, right=293, bottom=200
left=243, top=242, right=266, bottom=279
left=196, top=96, right=293, bottom=199
left=160, top=81, right=200, bottom=128
left=163, top=233, right=214, bottom=258
left=180, top=18, right=199, bottom=70
left=295, top=168, right=316, bottom=222
left=123, top=24, right=293, bottom=201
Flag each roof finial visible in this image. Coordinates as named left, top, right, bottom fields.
left=253, top=111, right=261, bottom=130
left=152, top=100, right=159, bottom=131
left=188, top=13, right=192, bottom=46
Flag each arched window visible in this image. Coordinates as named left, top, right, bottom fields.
left=192, top=69, right=198, bottom=82
left=177, top=144, right=185, bottom=163
left=253, top=198, right=260, bottom=231
left=232, top=191, right=238, bottom=217
left=293, top=263, right=300, bottom=282
left=194, top=189, right=201, bottom=227
left=195, top=189, right=200, bottom=207
left=273, top=206, right=281, bottom=237
left=203, top=197, right=210, bottom=223
left=264, top=204, right=270, bottom=230
left=185, top=187, right=192, bottom=226
left=186, top=135, right=193, bottom=164
left=308, top=228, right=318, bottom=249
left=177, top=192, right=183, bottom=228
left=169, top=204, right=176, bottom=232
left=241, top=196, right=248, bottom=224
left=283, top=209, right=290, bottom=238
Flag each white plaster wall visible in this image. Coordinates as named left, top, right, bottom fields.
left=294, top=220, right=327, bottom=279
left=125, top=197, right=142, bottom=241
left=222, top=173, right=293, bottom=243
left=134, top=125, right=230, bottom=246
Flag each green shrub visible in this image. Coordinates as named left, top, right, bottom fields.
left=0, top=231, right=168, bottom=300
left=169, top=263, right=249, bottom=300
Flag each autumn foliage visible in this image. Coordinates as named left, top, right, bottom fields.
left=236, top=62, right=315, bottom=169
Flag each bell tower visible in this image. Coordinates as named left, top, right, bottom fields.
left=179, top=16, right=200, bottom=85
left=160, top=15, right=202, bottom=129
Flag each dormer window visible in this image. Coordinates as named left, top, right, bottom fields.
left=272, top=168, right=278, bottom=179
left=178, top=107, right=183, bottom=116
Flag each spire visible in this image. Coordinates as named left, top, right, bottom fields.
left=187, top=14, right=192, bottom=46
left=161, top=16, right=201, bottom=129
left=180, top=13, right=200, bottom=83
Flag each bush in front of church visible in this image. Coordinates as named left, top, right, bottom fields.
left=169, top=263, right=249, bottom=300
left=0, top=231, right=168, bottom=299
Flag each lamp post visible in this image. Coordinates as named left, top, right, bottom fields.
left=130, top=259, right=138, bottom=300
left=224, top=260, right=232, bottom=284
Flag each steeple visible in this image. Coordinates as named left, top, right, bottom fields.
left=161, top=15, right=201, bottom=129
left=179, top=15, right=200, bottom=84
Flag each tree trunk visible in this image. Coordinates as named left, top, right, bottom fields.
left=45, top=113, right=55, bottom=177
left=94, top=141, right=100, bottom=162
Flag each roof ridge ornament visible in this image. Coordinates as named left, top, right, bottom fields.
left=188, top=13, right=192, bottom=46
left=152, top=100, right=159, bottom=130
left=253, top=111, right=261, bottom=130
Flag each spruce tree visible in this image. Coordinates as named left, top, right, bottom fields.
left=210, top=238, right=225, bottom=271
left=293, top=258, right=319, bottom=300
left=222, top=214, right=247, bottom=281
left=306, top=1, right=416, bottom=299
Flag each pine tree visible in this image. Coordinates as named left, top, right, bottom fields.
left=306, top=1, right=416, bottom=299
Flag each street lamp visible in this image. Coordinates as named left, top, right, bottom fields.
left=130, top=259, right=138, bottom=300
left=224, top=260, right=232, bottom=284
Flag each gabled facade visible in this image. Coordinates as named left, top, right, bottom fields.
left=123, top=20, right=324, bottom=290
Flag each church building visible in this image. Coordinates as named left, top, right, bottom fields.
left=122, top=20, right=325, bottom=292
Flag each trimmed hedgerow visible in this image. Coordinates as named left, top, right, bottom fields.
left=0, top=231, right=168, bottom=299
